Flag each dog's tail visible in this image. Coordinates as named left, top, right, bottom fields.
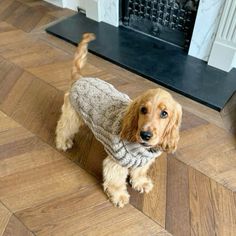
left=71, top=33, right=96, bottom=81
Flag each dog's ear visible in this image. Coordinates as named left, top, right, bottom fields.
left=159, top=102, right=182, bottom=153
left=120, top=99, right=140, bottom=142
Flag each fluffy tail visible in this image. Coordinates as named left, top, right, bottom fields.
left=71, top=33, right=96, bottom=81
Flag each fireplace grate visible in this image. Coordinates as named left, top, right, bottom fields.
left=120, top=0, right=199, bottom=49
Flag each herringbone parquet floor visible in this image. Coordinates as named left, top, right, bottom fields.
left=0, top=1, right=235, bottom=236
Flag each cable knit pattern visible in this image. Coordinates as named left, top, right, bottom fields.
left=69, top=78, right=162, bottom=168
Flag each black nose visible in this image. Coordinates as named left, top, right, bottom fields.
left=140, top=131, right=153, bottom=141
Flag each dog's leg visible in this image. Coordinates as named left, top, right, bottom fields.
left=129, top=159, right=156, bottom=193
left=103, top=156, right=129, bottom=208
left=55, top=93, right=83, bottom=151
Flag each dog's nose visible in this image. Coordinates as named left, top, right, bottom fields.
left=140, top=131, right=153, bottom=141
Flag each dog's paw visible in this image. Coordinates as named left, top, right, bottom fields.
left=56, top=138, right=73, bottom=151
left=131, top=177, right=153, bottom=193
left=110, top=191, right=130, bottom=208
left=105, top=188, right=130, bottom=208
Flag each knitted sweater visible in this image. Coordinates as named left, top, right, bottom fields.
left=69, top=77, right=162, bottom=168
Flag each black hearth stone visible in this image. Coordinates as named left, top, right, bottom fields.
left=46, top=13, right=236, bottom=111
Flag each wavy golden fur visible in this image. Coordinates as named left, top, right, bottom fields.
left=71, top=33, right=95, bottom=81
left=120, top=88, right=182, bottom=153
left=56, top=33, right=182, bottom=208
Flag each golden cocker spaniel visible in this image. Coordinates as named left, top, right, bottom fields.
left=56, top=33, right=182, bottom=208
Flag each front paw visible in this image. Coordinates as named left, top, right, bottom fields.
left=104, top=187, right=130, bottom=208
left=130, top=177, right=153, bottom=193
left=56, top=137, right=73, bottom=151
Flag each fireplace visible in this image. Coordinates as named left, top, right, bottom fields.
left=46, top=0, right=236, bottom=111
left=120, top=0, right=199, bottom=50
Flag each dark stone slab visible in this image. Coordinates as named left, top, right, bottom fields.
left=46, top=13, right=236, bottom=111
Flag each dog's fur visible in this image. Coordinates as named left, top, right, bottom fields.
left=55, top=33, right=182, bottom=208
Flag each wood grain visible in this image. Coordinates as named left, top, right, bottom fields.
left=0, top=1, right=236, bottom=236
left=189, top=167, right=236, bottom=236
left=166, top=157, right=190, bottom=236
left=0, top=71, right=64, bottom=145
left=142, top=154, right=167, bottom=227
left=177, top=124, right=236, bottom=166
left=2, top=215, right=33, bottom=236
left=0, top=112, right=171, bottom=236
left=0, top=157, right=97, bottom=212
left=22, top=201, right=165, bottom=236
left=1, top=199, right=33, bottom=236
left=0, top=56, right=23, bottom=103
left=221, top=91, right=236, bottom=135
left=27, top=59, right=102, bottom=92
left=0, top=203, right=11, bottom=236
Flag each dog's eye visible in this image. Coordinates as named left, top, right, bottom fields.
left=140, top=107, right=148, bottom=114
left=160, top=110, right=168, bottom=118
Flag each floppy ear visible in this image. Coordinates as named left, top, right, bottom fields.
left=120, top=99, right=140, bottom=142
left=159, top=102, right=182, bottom=153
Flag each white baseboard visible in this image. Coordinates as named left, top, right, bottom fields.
left=233, top=53, right=236, bottom=69
left=44, top=0, right=63, bottom=7
left=208, top=42, right=236, bottom=72
left=45, top=0, right=118, bottom=26
left=62, top=0, right=79, bottom=11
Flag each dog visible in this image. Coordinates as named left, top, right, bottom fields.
left=55, top=33, right=182, bottom=208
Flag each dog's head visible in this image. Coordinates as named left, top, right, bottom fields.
left=120, top=88, right=182, bottom=153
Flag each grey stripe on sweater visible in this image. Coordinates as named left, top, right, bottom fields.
left=69, top=77, right=161, bottom=168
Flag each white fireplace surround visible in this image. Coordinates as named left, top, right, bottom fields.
left=46, top=0, right=236, bottom=72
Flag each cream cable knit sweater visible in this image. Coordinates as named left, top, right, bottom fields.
left=69, top=78, right=161, bottom=168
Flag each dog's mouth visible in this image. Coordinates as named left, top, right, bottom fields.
left=140, top=142, right=152, bottom=147
left=140, top=142, right=160, bottom=153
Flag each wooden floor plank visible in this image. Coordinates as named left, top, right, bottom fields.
left=2, top=215, right=33, bottom=236
left=166, top=157, right=190, bottom=236
left=0, top=21, right=16, bottom=34
left=189, top=168, right=216, bottom=236
left=195, top=148, right=236, bottom=191
left=18, top=195, right=163, bottom=235
left=0, top=111, right=25, bottom=132
left=0, top=107, right=171, bottom=236
left=0, top=1, right=235, bottom=235
left=0, top=56, right=23, bottom=103
left=15, top=185, right=108, bottom=232
left=221, top=92, right=236, bottom=136
left=0, top=203, right=12, bottom=236
left=142, top=154, right=167, bottom=227
left=0, top=29, right=32, bottom=55
left=27, top=59, right=72, bottom=91
left=27, top=59, right=102, bottom=92
left=0, top=157, right=97, bottom=212
left=0, top=113, right=98, bottom=213
left=0, top=71, right=64, bottom=145
left=1, top=0, right=60, bottom=33
left=1, top=38, right=71, bottom=69
left=0, top=142, right=61, bottom=178
left=0, top=1, right=21, bottom=22
left=7, top=4, right=45, bottom=32
left=0, top=111, right=38, bottom=161
left=189, top=167, right=236, bottom=236
left=177, top=124, right=236, bottom=165
left=210, top=180, right=236, bottom=235
left=0, top=0, right=15, bottom=16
